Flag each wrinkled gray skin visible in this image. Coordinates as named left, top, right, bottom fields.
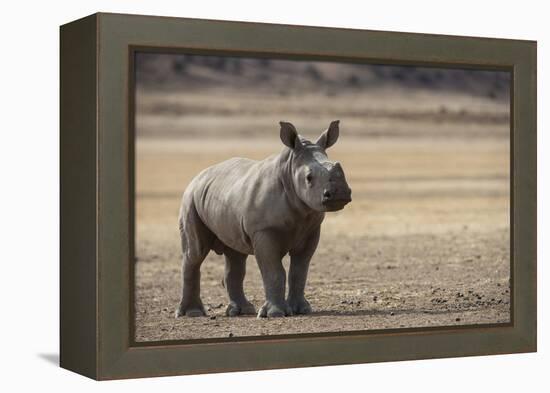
left=175, top=120, right=352, bottom=318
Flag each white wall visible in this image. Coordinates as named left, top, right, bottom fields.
left=0, top=0, right=545, bottom=391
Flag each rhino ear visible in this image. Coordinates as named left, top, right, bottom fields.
left=280, top=121, right=300, bottom=149
left=316, top=120, right=340, bottom=149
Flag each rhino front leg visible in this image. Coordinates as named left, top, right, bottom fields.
left=223, top=248, right=256, bottom=316
left=253, top=230, right=291, bottom=318
left=287, top=227, right=320, bottom=315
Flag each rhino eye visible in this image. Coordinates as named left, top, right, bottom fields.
left=306, top=173, right=313, bottom=184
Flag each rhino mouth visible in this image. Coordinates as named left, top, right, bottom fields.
left=322, top=198, right=351, bottom=212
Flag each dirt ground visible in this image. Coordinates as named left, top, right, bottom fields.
left=135, top=130, right=510, bottom=342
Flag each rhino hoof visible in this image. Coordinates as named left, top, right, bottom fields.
left=288, top=297, right=312, bottom=315
left=175, top=303, right=206, bottom=318
left=257, top=301, right=291, bottom=318
left=226, top=301, right=256, bottom=316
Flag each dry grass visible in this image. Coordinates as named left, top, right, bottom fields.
left=133, top=82, right=511, bottom=341
left=136, top=87, right=509, bottom=139
left=135, top=134, right=510, bottom=341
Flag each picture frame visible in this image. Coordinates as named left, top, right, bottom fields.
left=60, top=12, right=536, bottom=380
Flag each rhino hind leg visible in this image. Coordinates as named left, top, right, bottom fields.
left=223, top=248, right=256, bottom=316
left=175, top=198, right=214, bottom=318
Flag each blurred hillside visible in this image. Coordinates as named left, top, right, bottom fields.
left=136, top=53, right=510, bottom=100
left=135, top=53, right=510, bottom=140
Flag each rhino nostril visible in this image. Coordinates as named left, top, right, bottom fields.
left=323, top=190, right=332, bottom=200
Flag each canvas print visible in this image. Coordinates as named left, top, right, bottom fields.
left=133, top=52, right=510, bottom=342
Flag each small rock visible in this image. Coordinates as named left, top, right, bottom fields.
left=455, top=317, right=461, bottom=322
left=390, top=312, right=395, bottom=316
left=228, top=332, right=234, bottom=338
left=210, top=316, right=216, bottom=320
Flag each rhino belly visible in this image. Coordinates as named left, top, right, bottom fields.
left=206, top=215, right=254, bottom=255
left=191, top=157, right=260, bottom=256
left=195, top=197, right=253, bottom=255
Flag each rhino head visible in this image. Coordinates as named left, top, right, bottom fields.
left=280, top=120, right=352, bottom=212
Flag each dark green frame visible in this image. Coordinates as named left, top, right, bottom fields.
left=60, top=12, right=536, bottom=380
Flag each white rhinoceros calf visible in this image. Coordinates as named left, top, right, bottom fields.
left=175, top=121, right=352, bottom=318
